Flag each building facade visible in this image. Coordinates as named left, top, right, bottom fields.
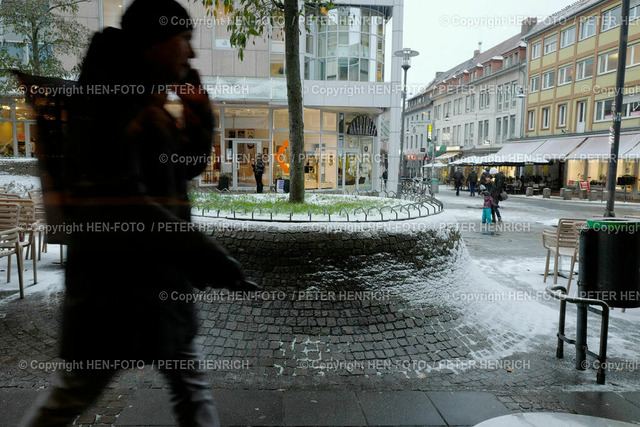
left=0, top=0, right=405, bottom=193
left=403, top=19, right=536, bottom=180
left=519, top=0, right=640, bottom=196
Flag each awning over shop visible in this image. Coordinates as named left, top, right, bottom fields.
left=565, top=134, right=640, bottom=160
left=621, top=134, right=640, bottom=159
left=424, top=163, right=447, bottom=168
left=434, top=151, right=460, bottom=161
left=528, top=137, right=587, bottom=163
left=493, top=140, right=546, bottom=164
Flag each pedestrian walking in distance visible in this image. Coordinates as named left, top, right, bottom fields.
left=20, top=1, right=258, bottom=426
left=489, top=167, right=505, bottom=223
left=252, top=155, right=265, bottom=193
left=382, top=169, right=388, bottom=190
left=467, top=167, right=478, bottom=197
left=452, top=167, right=464, bottom=196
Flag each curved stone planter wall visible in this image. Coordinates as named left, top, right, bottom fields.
left=206, top=217, right=463, bottom=291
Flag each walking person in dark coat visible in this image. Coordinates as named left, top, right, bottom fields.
left=452, top=168, right=464, bottom=196
left=252, top=155, right=265, bottom=193
left=467, top=167, right=478, bottom=197
left=20, top=1, right=257, bottom=426
left=489, top=167, right=505, bottom=223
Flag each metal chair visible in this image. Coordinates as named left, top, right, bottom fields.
left=542, top=218, right=586, bottom=292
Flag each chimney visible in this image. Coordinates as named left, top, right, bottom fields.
left=521, top=17, right=538, bottom=35
left=474, top=41, right=482, bottom=58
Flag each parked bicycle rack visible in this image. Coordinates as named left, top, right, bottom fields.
left=545, top=285, right=610, bottom=384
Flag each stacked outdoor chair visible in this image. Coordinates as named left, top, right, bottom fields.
left=0, top=202, right=25, bottom=298
left=542, top=218, right=587, bottom=293
left=0, top=195, right=39, bottom=289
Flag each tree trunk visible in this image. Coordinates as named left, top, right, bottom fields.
left=284, top=0, right=305, bottom=203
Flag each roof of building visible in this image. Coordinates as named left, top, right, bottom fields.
left=412, top=32, right=524, bottom=99
left=523, top=0, right=604, bottom=40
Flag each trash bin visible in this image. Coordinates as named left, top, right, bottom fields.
left=283, top=179, right=290, bottom=193
left=430, top=179, right=439, bottom=194
left=578, top=218, right=640, bottom=308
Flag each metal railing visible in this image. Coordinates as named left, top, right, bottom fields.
left=191, top=189, right=443, bottom=222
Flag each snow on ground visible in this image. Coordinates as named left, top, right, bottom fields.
left=437, top=188, right=640, bottom=365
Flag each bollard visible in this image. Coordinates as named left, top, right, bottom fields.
left=589, top=190, right=598, bottom=202
left=559, top=188, right=565, bottom=198
left=543, top=188, right=551, bottom=199
left=579, top=189, right=588, bottom=199
left=526, top=186, right=533, bottom=197
left=563, top=190, right=572, bottom=200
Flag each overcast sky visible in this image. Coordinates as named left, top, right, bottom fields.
left=400, top=0, right=578, bottom=94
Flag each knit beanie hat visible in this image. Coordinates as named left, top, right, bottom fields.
left=121, top=0, right=193, bottom=49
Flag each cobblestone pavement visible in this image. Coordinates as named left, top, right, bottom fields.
left=1, top=191, right=640, bottom=425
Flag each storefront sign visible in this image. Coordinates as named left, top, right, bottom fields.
left=579, top=180, right=590, bottom=194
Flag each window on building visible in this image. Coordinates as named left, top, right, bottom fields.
left=479, top=91, right=485, bottom=110
left=503, top=117, right=509, bottom=142
left=478, top=120, right=484, bottom=144
left=496, top=118, right=502, bottom=143
left=542, top=107, right=550, bottom=129
left=483, top=119, right=489, bottom=141
left=469, top=122, right=474, bottom=142
left=531, top=41, right=541, bottom=59
left=558, top=104, right=567, bottom=127
left=484, top=64, right=492, bottom=75
left=541, top=70, right=555, bottom=90
left=557, top=64, right=574, bottom=85
left=579, top=16, right=597, bottom=40
left=497, top=86, right=503, bottom=111
left=598, top=50, right=618, bottom=74
left=530, top=75, right=540, bottom=92
left=544, top=34, right=558, bottom=55
left=626, top=42, right=640, bottom=67
left=464, top=123, right=469, bottom=145
left=631, top=0, right=640, bottom=21
left=528, top=110, right=535, bottom=131
left=484, top=91, right=490, bottom=108
left=560, top=26, right=576, bottom=48
left=509, top=115, right=516, bottom=138
left=511, top=81, right=518, bottom=108
left=601, top=5, right=621, bottom=32
left=470, top=94, right=475, bottom=111
left=504, top=84, right=511, bottom=109
left=594, top=98, right=638, bottom=121
left=576, top=57, right=594, bottom=80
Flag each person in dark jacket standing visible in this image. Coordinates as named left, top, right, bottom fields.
left=467, top=167, right=478, bottom=197
left=20, top=1, right=257, bottom=426
left=452, top=168, right=464, bottom=196
left=489, top=167, right=505, bottom=223
left=252, top=156, right=265, bottom=193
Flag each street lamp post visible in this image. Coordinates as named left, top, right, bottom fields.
left=395, top=48, right=419, bottom=198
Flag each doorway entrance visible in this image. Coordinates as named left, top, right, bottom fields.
left=233, top=140, right=269, bottom=190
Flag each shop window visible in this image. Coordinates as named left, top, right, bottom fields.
left=322, top=112, right=337, bottom=132
left=304, top=109, right=321, bottom=132
left=270, top=54, right=286, bottom=78
left=273, top=109, right=289, bottom=130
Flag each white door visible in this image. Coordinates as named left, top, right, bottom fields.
left=576, top=101, right=586, bottom=133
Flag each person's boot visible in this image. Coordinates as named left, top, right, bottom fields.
left=498, top=217, right=503, bottom=223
